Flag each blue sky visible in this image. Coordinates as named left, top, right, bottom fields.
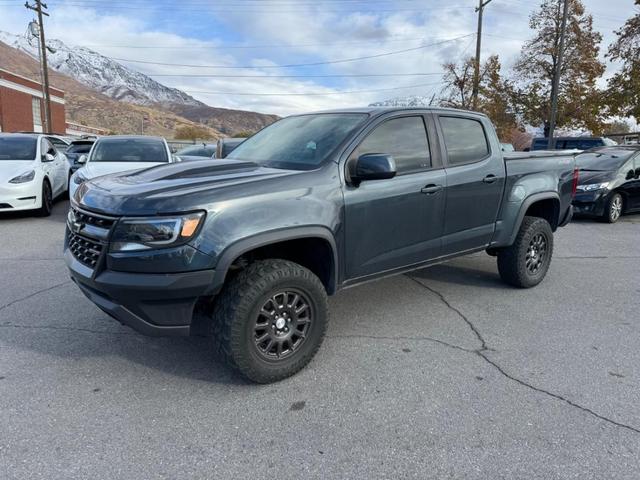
left=0, top=0, right=635, bottom=116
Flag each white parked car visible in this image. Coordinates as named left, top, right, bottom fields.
left=70, top=135, right=176, bottom=200
left=0, top=133, right=69, bottom=216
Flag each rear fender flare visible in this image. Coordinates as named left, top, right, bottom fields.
left=507, top=192, right=560, bottom=245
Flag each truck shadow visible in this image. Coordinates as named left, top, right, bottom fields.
left=0, top=254, right=504, bottom=386
left=410, top=258, right=506, bottom=290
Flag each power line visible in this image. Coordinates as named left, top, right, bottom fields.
left=107, top=34, right=474, bottom=69
left=147, top=73, right=445, bottom=78
left=182, top=80, right=444, bottom=96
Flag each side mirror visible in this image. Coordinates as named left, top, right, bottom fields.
left=42, top=153, right=55, bottom=162
left=635, top=168, right=640, bottom=179
left=626, top=169, right=635, bottom=180
left=350, top=154, right=396, bottom=185
left=78, top=154, right=88, bottom=164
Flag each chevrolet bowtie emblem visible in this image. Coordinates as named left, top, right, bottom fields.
left=71, top=221, right=84, bottom=233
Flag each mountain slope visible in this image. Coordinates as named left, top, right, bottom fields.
left=0, top=40, right=223, bottom=138
left=168, top=103, right=279, bottom=135
left=369, top=95, right=435, bottom=108
left=0, top=31, right=203, bottom=107
left=0, top=31, right=278, bottom=134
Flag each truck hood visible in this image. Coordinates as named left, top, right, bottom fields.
left=75, top=158, right=304, bottom=215
left=0, top=160, right=37, bottom=183
left=80, top=161, right=167, bottom=180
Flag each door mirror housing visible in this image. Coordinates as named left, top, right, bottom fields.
left=42, top=153, right=55, bottom=162
left=350, top=154, right=396, bottom=185
left=78, top=154, right=88, bottom=164
left=626, top=169, right=635, bottom=180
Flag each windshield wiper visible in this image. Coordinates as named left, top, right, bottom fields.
left=578, top=168, right=605, bottom=172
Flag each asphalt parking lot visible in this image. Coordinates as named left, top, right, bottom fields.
left=1, top=200, right=639, bottom=479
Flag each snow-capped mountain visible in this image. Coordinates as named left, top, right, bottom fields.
left=369, top=95, right=436, bottom=108
left=0, top=30, right=203, bottom=107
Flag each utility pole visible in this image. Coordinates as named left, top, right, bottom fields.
left=471, top=0, right=492, bottom=110
left=547, top=0, right=570, bottom=149
left=25, top=0, right=52, bottom=134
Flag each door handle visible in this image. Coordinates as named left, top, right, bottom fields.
left=483, top=174, right=498, bottom=184
left=421, top=184, right=443, bottom=195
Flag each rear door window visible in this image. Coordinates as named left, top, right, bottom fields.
left=439, top=116, right=489, bottom=165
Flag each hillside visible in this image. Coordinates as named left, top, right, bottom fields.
left=0, top=40, right=224, bottom=138
left=0, top=31, right=278, bottom=136
left=168, top=104, right=279, bottom=135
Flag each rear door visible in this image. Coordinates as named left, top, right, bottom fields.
left=435, top=114, right=505, bottom=256
left=342, top=113, right=446, bottom=279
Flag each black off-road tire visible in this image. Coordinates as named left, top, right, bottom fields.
left=36, top=179, right=52, bottom=217
left=211, top=259, right=329, bottom=383
left=497, top=216, right=554, bottom=288
left=602, top=192, right=623, bottom=223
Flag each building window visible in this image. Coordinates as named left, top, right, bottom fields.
left=32, top=97, right=43, bottom=132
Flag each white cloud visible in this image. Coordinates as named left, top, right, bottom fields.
left=0, top=0, right=633, bottom=116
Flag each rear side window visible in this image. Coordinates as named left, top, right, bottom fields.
left=352, top=116, right=431, bottom=174
left=439, top=116, right=489, bottom=165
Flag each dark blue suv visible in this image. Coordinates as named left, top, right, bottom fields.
left=531, top=136, right=617, bottom=151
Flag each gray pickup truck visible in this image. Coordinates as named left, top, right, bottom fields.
left=65, top=107, right=577, bottom=383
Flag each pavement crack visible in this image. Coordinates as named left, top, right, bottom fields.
left=406, top=274, right=640, bottom=436
left=479, top=353, right=640, bottom=434
left=327, top=333, right=474, bottom=354
left=0, top=281, right=72, bottom=314
left=407, top=275, right=488, bottom=351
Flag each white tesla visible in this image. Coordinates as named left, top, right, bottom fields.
left=0, top=133, right=69, bottom=216
left=69, top=135, right=175, bottom=200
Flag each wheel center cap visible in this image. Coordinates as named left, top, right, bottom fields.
left=275, top=317, right=286, bottom=329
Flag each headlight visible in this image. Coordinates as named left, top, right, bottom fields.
left=9, top=170, right=35, bottom=184
left=73, top=173, right=87, bottom=185
left=577, top=182, right=609, bottom=192
left=110, top=212, right=205, bottom=252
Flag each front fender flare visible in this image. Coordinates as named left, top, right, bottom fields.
left=209, top=226, right=339, bottom=295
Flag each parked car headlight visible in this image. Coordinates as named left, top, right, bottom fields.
left=577, top=182, right=609, bottom=192
left=9, top=170, right=35, bottom=184
left=110, top=212, right=205, bottom=252
left=73, top=173, right=87, bottom=185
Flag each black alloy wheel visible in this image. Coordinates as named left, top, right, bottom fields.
left=253, top=290, right=313, bottom=360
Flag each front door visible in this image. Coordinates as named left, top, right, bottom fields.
left=343, top=114, right=446, bottom=280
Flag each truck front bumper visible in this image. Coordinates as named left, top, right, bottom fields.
left=65, top=249, right=215, bottom=336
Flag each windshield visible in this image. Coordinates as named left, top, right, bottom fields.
left=90, top=138, right=169, bottom=163
left=0, top=136, right=37, bottom=161
left=575, top=151, right=632, bottom=171
left=67, top=143, right=93, bottom=154
left=177, top=145, right=215, bottom=157
left=227, top=113, right=368, bottom=170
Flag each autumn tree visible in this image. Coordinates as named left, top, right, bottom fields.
left=440, top=55, right=520, bottom=141
left=478, top=55, right=520, bottom=141
left=440, top=57, right=475, bottom=110
left=605, top=0, right=640, bottom=120
left=512, top=0, right=605, bottom=135
left=174, top=125, right=211, bottom=141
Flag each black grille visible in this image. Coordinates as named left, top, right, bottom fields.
left=72, top=207, right=116, bottom=228
left=68, top=231, right=104, bottom=268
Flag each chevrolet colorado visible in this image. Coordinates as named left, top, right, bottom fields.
left=65, top=108, right=577, bottom=383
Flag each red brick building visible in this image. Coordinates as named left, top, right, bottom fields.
left=0, top=68, right=66, bottom=134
